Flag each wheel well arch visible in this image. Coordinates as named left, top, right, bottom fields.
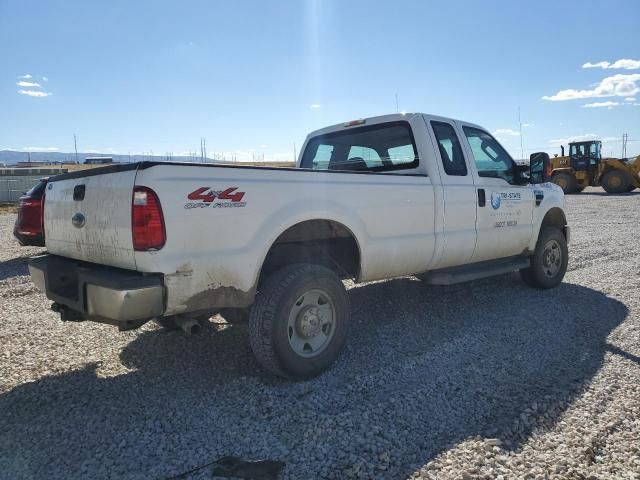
left=541, top=207, right=567, bottom=238
left=257, top=219, right=362, bottom=286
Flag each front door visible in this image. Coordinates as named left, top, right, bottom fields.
left=458, top=124, right=535, bottom=263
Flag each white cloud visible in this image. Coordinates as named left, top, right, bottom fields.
left=493, top=128, right=520, bottom=136
left=18, top=89, right=52, bottom=97
left=16, top=81, right=41, bottom=87
left=310, top=104, right=321, bottom=108
left=18, top=74, right=32, bottom=79
left=582, top=101, right=620, bottom=108
left=549, top=133, right=597, bottom=146
left=42, top=76, right=48, bottom=82
left=521, top=123, right=534, bottom=127
left=582, top=59, right=640, bottom=70
left=23, top=146, right=59, bottom=152
left=625, top=97, right=636, bottom=102
left=542, top=73, right=640, bottom=101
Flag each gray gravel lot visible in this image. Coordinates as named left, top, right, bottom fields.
left=1, top=187, right=639, bottom=479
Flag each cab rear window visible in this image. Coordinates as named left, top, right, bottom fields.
left=300, top=122, right=419, bottom=173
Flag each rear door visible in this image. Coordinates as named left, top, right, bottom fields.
left=458, top=124, right=534, bottom=262
left=427, top=118, right=477, bottom=268
left=44, top=168, right=138, bottom=269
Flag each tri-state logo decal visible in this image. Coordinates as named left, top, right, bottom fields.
left=184, top=187, right=247, bottom=209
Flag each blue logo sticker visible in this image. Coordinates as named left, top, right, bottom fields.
left=491, top=192, right=501, bottom=210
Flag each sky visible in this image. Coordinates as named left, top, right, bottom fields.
left=1, top=0, right=639, bottom=162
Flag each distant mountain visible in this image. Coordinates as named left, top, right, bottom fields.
left=0, top=150, right=205, bottom=166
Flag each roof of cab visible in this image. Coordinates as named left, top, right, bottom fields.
left=305, top=112, right=485, bottom=140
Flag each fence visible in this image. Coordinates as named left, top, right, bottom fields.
left=0, top=168, right=67, bottom=203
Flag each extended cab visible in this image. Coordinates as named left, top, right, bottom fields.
left=29, top=113, right=569, bottom=379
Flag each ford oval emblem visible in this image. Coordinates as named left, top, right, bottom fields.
left=72, top=212, right=86, bottom=228
left=490, top=192, right=501, bottom=210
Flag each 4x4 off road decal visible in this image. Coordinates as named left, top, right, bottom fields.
left=185, top=187, right=247, bottom=209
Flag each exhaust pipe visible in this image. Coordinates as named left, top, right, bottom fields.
left=175, top=316, right=201, bottom=335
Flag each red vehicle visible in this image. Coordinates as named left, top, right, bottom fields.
left=13, top=178, right=47, bottom=247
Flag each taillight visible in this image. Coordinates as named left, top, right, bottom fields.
left=16, top=197, right=43, bottom=236
left=41, top=192, right=45, bottom=235
left=132, top=186, right=166, bottom=251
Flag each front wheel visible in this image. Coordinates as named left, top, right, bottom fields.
left=601, top=170, right=631, bottom=194
left=520, top=227, right=568, bottom=289
left=552, top=172, right=577, bottom=194
left=249, top=264, right=350, bottom=380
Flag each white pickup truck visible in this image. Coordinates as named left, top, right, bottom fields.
left=29, top=113, right=569, bottom=379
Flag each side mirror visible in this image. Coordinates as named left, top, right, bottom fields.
left=528, top=152, right=548, bottom=184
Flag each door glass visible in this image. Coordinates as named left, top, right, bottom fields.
left=431, top=121, right=467, bottom=176
left=463, top=127, right=516, bottom=183
left=589, top=142, right=600, bottom=164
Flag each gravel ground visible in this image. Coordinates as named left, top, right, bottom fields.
left=1, top=187, right=639, bottom=480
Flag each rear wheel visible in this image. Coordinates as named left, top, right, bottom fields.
left=601, top=170, right=631, bottom=194
left=520, top=227, right=568, bottom=289
left=552, top=172, right=577, bottom=194
left=249, top=264, right=350, bottom=380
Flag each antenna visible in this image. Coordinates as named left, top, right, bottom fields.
left=73, top=133, right=79, bottom=164
left=518, top=107, right=524, bottom=160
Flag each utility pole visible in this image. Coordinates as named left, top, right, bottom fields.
left=293, top=142, right=297, bottom=163
left=73, top=133, right=79, bottom=164
left=518, top=107, right=524, bottom=161
left=622, top=133, right=628, bottom=159
left=395, top=93, right=399, bottom=113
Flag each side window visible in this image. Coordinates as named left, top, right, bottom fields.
left=463, top=127, right=516, bottom=183
left=431, top=121, right=467, bottom=176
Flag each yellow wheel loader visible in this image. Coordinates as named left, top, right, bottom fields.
left=531, top=141, right=640, bottom=194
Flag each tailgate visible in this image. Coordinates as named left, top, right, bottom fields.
left=44, top=168, right=138, bottom=270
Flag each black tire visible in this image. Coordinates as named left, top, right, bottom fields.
left=249, top=264, right=350, bottom=380
left=552, top=172, right=577, bottom=194
left=520, top=227, right=568, bottom=289
left=601, top=170, right=631, bottom=194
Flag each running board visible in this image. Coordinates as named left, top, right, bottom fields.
left=425, top=256, right=530, bottom=285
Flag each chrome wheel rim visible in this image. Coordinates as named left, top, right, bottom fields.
left=542, top=239, right=562, bottom=278
left=287, top=289, right=335, bottom=358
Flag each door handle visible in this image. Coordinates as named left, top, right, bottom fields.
left=477, top=188, right=486, bottom=207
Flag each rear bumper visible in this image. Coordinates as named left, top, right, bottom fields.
left=13, top=228, right=45, bottom=247
left=29, top=255, right=165, bottom=327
